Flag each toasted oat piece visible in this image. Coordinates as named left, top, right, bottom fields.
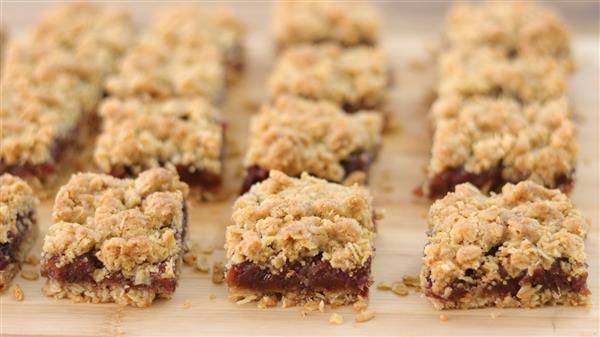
left=226, top=171, right=377, bottom=307
left=241, top=95, right=382, bottom=193
left=421, top=181, right=591, bottom=310
left=273, top=2, right=379, bottom=49
left=0, top=174, right=39, bottom=292
left=268, top=44, right=389, bottom=112
left=40, top=168, right=189, bottom=307
left=94, top=97, right=224, bottom=191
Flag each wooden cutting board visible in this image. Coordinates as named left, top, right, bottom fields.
left=0, top=3, right=598, bottom=336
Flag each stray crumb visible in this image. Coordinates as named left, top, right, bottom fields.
left=374, top=209, right=385, bottom=221
left=391, top=281, right=409, bottom=296
left=355, top=310, right=375, bottom=323
left=353, top=298, right=368, bottom=313
left=20, top=270, right=39, bottom=281
left=209, top=293, right=216, bottom=300
left=439, top=314, right=448, bottom=322
left=376, top=281, right=392, bottom=290
left=24, top=255, right=38, bottom=265
left=183, top=252, right=197, bottom=266
left=329, top=313, right=344, bottom=325
left=236, top=295, right=257, bottom=305
left=257, top=295, right=278, bottom=309
left=212, top=261, right=225, bottom=284
left=402, top=275, right=420, bottom=288
left=182, top=300, right=192, bottom=309
left=490, top=311, right=500, bottom=319
left=10, top=284, right=24, bottom=301
left=196, top=255, right=210, bottom=273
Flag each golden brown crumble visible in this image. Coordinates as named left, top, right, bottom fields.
left=428, top=96, right=576, bottom=188
left=212, top=261, right=225, bottom=284
left=10, top=284, right=24, bottom=301
left=151, top=6, right=244, bottom=57
left=355, top=309, right=375, bottom=322
left=329, top=313, right=344, bottom=325
left=402, top=275, right=420, bottom=288
left=421, top=181, right=590, bottom=309
left=438, top=47, right=567, bottom=103
left=25, top=255, right=39, bottom=266
left=43, top=168, right=188, bottom=283
left=227, top=171, right=377, bottom=272
left=105, top=37, right=225, bottom=102
left=268, top=44, right=388, bottom=109
left=0, top=174, right=38, bottom=244
left=94, top=97, right=223, bottom=176
left=20, top=270, right=39, bottom=281
left=245, top=95, right=382, bottom=181
left=273, top=2, right=379, bottom=48
left=376, top=281, right=392, bottom=290
left=445, top=2, right=572, bottom=65
left=196, top=256, right=210, bottom=273
left=391, top=282, right=409, bottom=296
left=439, top=314, right=449, bottom=322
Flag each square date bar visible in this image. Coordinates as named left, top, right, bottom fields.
left=40, top=168, right=189, bottom=307
left=226, top=170, right=378, bottom=307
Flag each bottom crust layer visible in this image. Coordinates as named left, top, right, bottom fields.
left=228, top=287, right=366, bottom=308
left=42, top=279, right=170, bottom=308
left=0, top=215, right=38, bottom=292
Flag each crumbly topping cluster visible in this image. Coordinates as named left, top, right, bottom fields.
left=268, top=44, right=387, bottom=109
left=437, top=48, right=567, bottom=103
left=94, top=98, right=224, bottom=176
left=245, top=96, right=382, bottom=181
left=150, top=6, right=244, bottom=57
left=445, top=2, right=572, bottom=64
left=273, top=2, right=379, bottom=48
left=0, top=174, right=38, bottom=244
left=423, top=181, right=588, bottom=295
left=43, top=168, right=188, bottom=282
left=428, top=96, right=576, bottom=187
left=105, top=38, right=225, bottom=102
left=226, top=171, right=377, bottom=272
left=0, top=3, right=134, bottom=166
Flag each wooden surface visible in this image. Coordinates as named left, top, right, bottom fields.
left=1, top=3, right=599, bottom=337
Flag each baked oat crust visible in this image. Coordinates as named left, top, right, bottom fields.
left=94, top=98, right=223, bottom=177
left=244, top=95, right=382, bottom=182
left=421, top=182, right=591, bottom=310
left=273, top=2, right=379, bottom=49
left=427, top=96, right=576, bottom=189
left=268, top=44, right=388, bottom=110
left=227, top=171, right=376, bottom=272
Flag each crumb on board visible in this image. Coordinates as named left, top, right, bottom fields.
left=24, top=255, right=39, bottom=265
left=355, top=310, right=376, bottom=323
left=10, top=284, right=24, bottom=301
left=209, top=293, right=216, bottom=300
left=196, top=255, right=210, bottom=273
left=212, top=261, right=225, bottom=284
left=329, top=313, right=344, bottom=325
left=183, top=251, right=197, bottom=266
left=20, top=270, right=39, bottom=281
left=182, top=300, right=192, bottom=309
left=439, top=314, right=448, bottom=322
left=490, top=311, right=500, bottom=319
left=391, top=281, right=409, bottom=296
left=353, top=298, right=368, bottom=313
left=402, top=275, right=420, bottom=288
left=376, top=281, right=392, bottom=290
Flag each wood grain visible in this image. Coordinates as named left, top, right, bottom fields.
left=0, top=3, right=598, bottom=337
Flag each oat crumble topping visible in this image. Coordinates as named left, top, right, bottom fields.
left=245, top=95, right=382, bottom=181
left=268, top=44, right=388, bottom=109
left=428, top=96, right=576, bottom=187
left=226, top=171, right=377, bottom=272
left=94, top=97, right=223, bottom=176
left=43, top=168, right=188, bottom=282
left=274, top=2, right=379, bottom=48
left=0, top=174, right=38, bottom=244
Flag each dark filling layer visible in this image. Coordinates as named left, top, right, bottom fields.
left=423, top=257, right=590, bottom=304
left=0, top=210, right=35, bottom=270
left=240, top=147, right=379, bottom=194
left=110, top=165, right=222, bottom=190
left=40, top=205, right=188, bottom=296
left=425, top=165, right=575, bottom=199
left=227, top=255, right=371, bottom=296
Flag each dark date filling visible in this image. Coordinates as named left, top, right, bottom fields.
left=423, top=256, right=590, bottom=304
left=40, top=205, right=188, bottom=295
left=110, top=165, right=222, bottom=190
left=0, top=210, right=35, bottom=270
left=240, top=147, right=379, bottom=194
left=425, top=164, right=574, bottom=199
left=227, top=255, right=371, bottom=297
